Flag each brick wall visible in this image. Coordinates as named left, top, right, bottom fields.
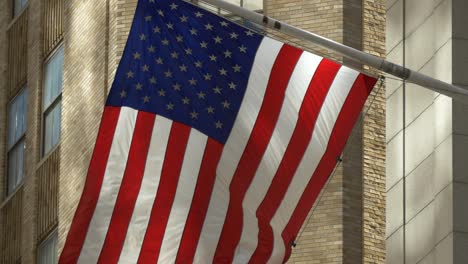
left=57, top=0, right=111, bottom=254
left=21, top=0, right=42, bottom=262
left=362, top=1, right=386, bottom=263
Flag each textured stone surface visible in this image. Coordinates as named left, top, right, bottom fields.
left=57, top=0, right=111, bottom=254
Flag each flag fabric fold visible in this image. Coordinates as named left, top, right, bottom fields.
left=59, top=0, right=376, bottom=263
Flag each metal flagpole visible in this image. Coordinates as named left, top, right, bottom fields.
left=198, top=0, right=468, bottom=101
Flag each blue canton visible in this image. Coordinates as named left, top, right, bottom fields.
left=106, top=0, right=263, bottom=143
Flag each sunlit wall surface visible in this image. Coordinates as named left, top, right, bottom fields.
left=386, top=0, right=468, bottom=263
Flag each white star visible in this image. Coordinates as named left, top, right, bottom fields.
left=205, top=23, right=213, bottom=30
left=170, top=3, right=178, bottom=10
left=179, top=64, right=187, bottom=72
left=229, top=82, right=237, bottom=90
left=219, top=68, right=227, bottom=76
left=143, top=96, right=151, bottom=103
left=157, top=9, right=164, bottom=16
left=120, top=90, right=127, bottom=98
left=141, top=64, right=149, bottom=72
left=220, top=21, right=228, bottom=27
left=145, top=15, right=152, bottom=22
left=135, top=83, right=143, bottom=90
left=176, top=35, right=184, bottom=42
left=185, top=48, right=192, bottom=55
left=195, top=61, right=203, bottom=68
left=133, top=52, right=141, bottom=59
left=158, top=89, right=166, bottom=96
left=190, top=28, right=198, bottom=35
left=164, top=70, right=173, bottom=78
left=215, top=120, right=223, bottom=129
left=190, top=111, right=199, bottom=119
left=172, top=83, right=181, bottom=91
left=239, top=45, right=247, bottom=53
left=213, top=36, right=223, bottom=44
left=166, top=102, right=175, bottom=110
left=197, top=91, right=206, bottom=99
left=171, top=52, right=179, bottom=59
left=153, top=26, right=161, bottom=33
left=156, top=57, right=164, bottom=64
left=204, top=73, right=212, bottom=80
left=189, top=78, right=197, bottom=85
left=167, top=23, right=174, bottom=29
left=147, top=45, right=155, bottom=53
left=206, top=106, right=215, bottom=114
left=233, top=64, right=241, bottom=72
left=209, top=54, right=217, bottom=61
left=246, top=30, right=254, bottom=36
left=200, top=41, right=208, bottom=48
left=222, top=100, right=230, bottom=109
left=213, top=86, right=222, bottom=94
left=149, top=76, right=157, bottom=84
left=230, top=32, right=239, bottom=39
left=182, top=97, right=190, bottom=104
left=162, top=38, right=169, bottom=45
left=195, top=11, right=203, bottom=17
left=127, top=71, right=134, bottom=78
left=139, top=34, right=147, bottom=40
left=224, top=50, right=232, bottom=58
left=180, top=15, right=188, bottom=22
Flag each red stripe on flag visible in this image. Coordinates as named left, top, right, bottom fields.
left=59, top=106, right=121, bottom=264
left=213, top=44, right=303, bottom=263
left=137, top=122, right=191, bottom=263
left=97, top=111, right=156, bottom=263
left=175, top=139, right=224, bottom=263
left=248, top=59, right=341, bottom=263
left=281, top=74, right=377, bottom=263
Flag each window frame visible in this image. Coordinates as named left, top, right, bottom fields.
left=37, top=229, right=58, bottom=264
left=6, top=87, right=28, bottom=196
left=41, top=44, right=64, bottom=157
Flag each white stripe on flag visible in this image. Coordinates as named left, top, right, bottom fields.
left=118, top=116, right=173, bottom=263
left=193, top=37, right=283, bottom=263
left=78, top=107, right=138, bottom=264
left=158, top=129, right=208, bottom=263
left=268, top=67, right=360, bottom=263
left=233, top=52, right=323, bottom=263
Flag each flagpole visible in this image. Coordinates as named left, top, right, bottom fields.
left=196, top=0, right=468, bottom=100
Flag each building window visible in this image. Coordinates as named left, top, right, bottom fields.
left=37, top=230, right=57, bottom=264
left=13, top=0, right=28, bottom=17
left=199, top=0, right=264, bottom=32
left=43, top=45, right=64, bottom=155
left=7, top=88, right=27, bottom=195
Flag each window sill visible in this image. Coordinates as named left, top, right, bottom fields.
left=37, top=143, right=61, bottom=170
left=1, top=183, right=24, bottom=209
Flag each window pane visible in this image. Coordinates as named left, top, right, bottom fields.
left=8, top=140, right=25, bottom=194
left=243, top=0, right=263, bottom=10
left=43, top=46, right=64, bottom=110
left=13, top=0, right=28, bottom=17
left=38, top=231, right=57, bottom=264
left=8, top=89, right=27, bottom=148
left=44, top=100, right=62, bottom=154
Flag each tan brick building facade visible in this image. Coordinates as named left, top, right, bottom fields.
left=0, top=0, right=386, bottom=263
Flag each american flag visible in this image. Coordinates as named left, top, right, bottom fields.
left=59, top=0, right=376, bottom=263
